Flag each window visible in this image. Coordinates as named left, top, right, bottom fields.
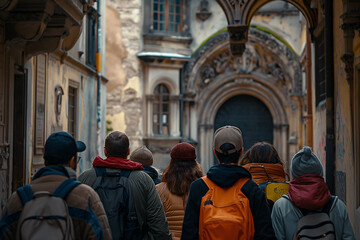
left=315, top=31, right=325, bottom=106
left=153, top=84, right=170, bottom=135
left=68, top=85, right=78, bottom=138
left=34, top=54, right=46, bottom=155
left=86, top=7, right=97, bottom=68
left=153, top=0, right=183, bottom=32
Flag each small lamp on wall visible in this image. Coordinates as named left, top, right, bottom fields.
left=55, top=85, right=64, bottom=123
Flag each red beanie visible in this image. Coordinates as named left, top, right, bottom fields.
left=170, top=142, right=196, bottom=161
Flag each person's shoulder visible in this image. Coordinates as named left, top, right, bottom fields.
left=1, top=191, right=23, bottom=216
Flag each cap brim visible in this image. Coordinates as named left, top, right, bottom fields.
left=76, top=141, right=86, bottom=152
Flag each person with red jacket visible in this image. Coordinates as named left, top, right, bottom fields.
left=79, top=131, right=172, bottom=240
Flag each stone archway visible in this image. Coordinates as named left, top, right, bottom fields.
left=214, top=94, right=274, bottom=151
left=183, top=28, right=302, bottom=172
left=214, top=0, right=317, bottom=56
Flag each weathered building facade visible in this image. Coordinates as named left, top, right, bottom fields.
left=106, top=0, right=360, bottom=236
left=0, top=0, right=107, bottom=212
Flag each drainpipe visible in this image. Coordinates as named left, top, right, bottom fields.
left=305, top=23, right=313, bottom=148
left=324, top=0, right=335, bottom=194
left=96, top=0, right=102, bottom=155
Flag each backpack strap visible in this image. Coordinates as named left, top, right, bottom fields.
left=322, top=195, right=336, bottom=214
left=53, top=178, right=81, bottom=199
left=282, top=194, right=336, bottom=216
left=16, top=185, right=34, bottom=205
left=94, top=167, right=132, bottom=189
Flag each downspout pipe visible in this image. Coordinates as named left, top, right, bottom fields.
left=324, top=0, right=335, bottom=194
left=306, top=23, right=313, bottom=148
left=96, top=0, right=102, bottom=155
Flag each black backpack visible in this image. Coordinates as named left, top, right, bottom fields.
left=283, top=195, right=336, bottom=240
left=93, top=167, right=145, bottom=240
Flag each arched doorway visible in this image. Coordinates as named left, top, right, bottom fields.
left=214, top=95, right=274, bottom=151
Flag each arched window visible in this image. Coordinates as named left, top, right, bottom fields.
left=153, top=0, right=183, bottom=33
left=153, top=84, right=170, bottom=135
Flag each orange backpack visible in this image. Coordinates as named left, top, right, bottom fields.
left=199, top=176, right=255, bottom=240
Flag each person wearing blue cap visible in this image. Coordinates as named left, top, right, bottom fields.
left=0, top=131, right=112, bottom=239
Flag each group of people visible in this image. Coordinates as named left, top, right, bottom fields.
left=0, top=125, right=356, bottom=239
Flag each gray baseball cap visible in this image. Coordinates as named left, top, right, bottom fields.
left=213, top=125, right=243, bottom=154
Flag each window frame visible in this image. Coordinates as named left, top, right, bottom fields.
left=314, top=30, right=326, bottom=106
left=68, top=81, right=79, bottom=139
left=153, top=84, right=170, bottom=136
left=152, top=0, right=184, bottom=33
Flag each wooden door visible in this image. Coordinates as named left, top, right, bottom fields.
left=214, top=94, right=274, bottom=151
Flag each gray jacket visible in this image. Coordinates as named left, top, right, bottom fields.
left=79, top=167, right=172, bottom=240
left=271, top=196, right=355, bottom=240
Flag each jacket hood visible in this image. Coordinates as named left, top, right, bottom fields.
left=143, top=165, right=159, bottom=179
left=32, top=165, right=76, bottom=181
left=289, top=174, right=331, bottom=211
left=92, top=156, right=144, bottom=170
left=207, top=164, right=252, bottom=188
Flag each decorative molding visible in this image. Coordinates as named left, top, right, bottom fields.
left=0, top=145, right=9, bottom=169
left=341, top=52, right=354, bottom=83
left=215, top=0, right=317, bottom=56
left=184, top=28, right=301, bottom=95
left=196, top=0, right=212, bottom=21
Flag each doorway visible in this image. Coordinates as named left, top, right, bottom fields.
left=214, top=94, right=274, bottom=151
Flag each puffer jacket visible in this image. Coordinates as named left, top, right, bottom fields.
left=0, top=166, right=112, bottom=240
left=156, top=182, right=187, bottom=239
left=271, top=174, right=355, bottom=240
left=242, top=163, right=287, bottom=185
left=79, top=162, right=172, bottom=240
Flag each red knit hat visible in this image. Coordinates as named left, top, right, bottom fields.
left=170, top=142, right=196, bottom=161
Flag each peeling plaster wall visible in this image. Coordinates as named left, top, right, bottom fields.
left=332, top=0, right=358, bottom=235
left=28, top=54, right=107, bottom=176
left=106, top=0, right=143, bottom=151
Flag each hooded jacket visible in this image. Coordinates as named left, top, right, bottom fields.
left=181, top=164, right=276, bottom=240
left=144, top=165, right=161, bottom=185
left=79, top=156, right=172, bottom=240
left=271, top=174, right=355, bottom=240
left=156, top=182, right=186, bottom=239
left=0, top=166, right=112, bottom=240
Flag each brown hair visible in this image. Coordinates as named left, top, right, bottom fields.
left=105, top=131, right=129, bottom=158
left=240, top=142, right=283, bottom=165
left=162, top=159, right=203, bottom=196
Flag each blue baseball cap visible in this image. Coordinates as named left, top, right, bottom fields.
left=43, top=131, right=86, bottom=164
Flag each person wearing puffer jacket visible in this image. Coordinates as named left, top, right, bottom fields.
left=271, top=146, right=355, bottom=240
left=156, top=142, right=203, bottom=240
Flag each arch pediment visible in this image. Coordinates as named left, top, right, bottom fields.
left=184, top=28, right=302, bottom=99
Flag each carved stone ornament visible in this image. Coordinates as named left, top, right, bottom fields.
left=196, top=0, right=212, bottom=21
left=215, top=0, right=317, bottom=56
left=0, top=146, right=9, bottom=169
left=341, top=52, right=354, bottom=83
left=55, top=85, right=64, bottom=122
left=184, top=28, right=301, bottom=95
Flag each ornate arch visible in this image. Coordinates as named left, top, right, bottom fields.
left=183, top=28, right=302, bottom=172
left=214, top=0, right=317, bottom=55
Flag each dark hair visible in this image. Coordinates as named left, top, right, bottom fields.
left=240, top=142, right=283, bottom=165
left=215, top=143, right=242, bottom=164
left=162, top=159, right=203, bottom=196
left=105, top=131, right=129, bottom=158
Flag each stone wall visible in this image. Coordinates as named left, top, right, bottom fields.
left=106, top=0, right=143, bottom=150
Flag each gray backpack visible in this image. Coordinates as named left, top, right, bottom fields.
left=284, top=195, right=336, bottom=240
left=16, top=178, right=80, bottom=240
